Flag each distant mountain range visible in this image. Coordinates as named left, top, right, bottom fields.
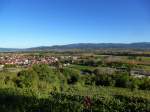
left=1, top=42, right=150, bottom=52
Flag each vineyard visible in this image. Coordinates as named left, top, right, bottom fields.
left=0, top=86, right=150, bottom=112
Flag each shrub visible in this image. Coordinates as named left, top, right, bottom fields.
left=63, top=68, right=80, bottom=85
left=15, top=69, right=38, bottom=88
left=115, top=73, right=130, bottom=88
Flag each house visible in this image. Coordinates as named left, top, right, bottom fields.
left=130, top=69, right=150, bottom=78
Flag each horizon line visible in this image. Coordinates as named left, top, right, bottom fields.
left=0, top=42, right=149, bottom=49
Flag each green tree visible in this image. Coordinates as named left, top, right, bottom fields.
left=139, top=78, right=150, bottom=90
left=32, top=64, right=61, bottom=92
left=115, top=73, right=129, bottom=88
left=63, top=68, right=80, bottom=85
left=129, top=78, right=140, bottom=91
left=32, top=64, right=55, bottom=83
left=15, top=69, right=38, bottom=88
left=93, top=69, right=115, bottom=86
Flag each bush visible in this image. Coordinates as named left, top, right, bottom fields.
left=115, top=73, right=130, bottom=88
left=32, top=64, right=56, bottom=83
left=15, top=69, right=38, bottom=88
left=93, top=69, right=115, bottom=86
left=128, top=78, right=140, bottom=91
left=139, top=78, right=150, bottom=90
left=63, top=68, right=80, bottom=85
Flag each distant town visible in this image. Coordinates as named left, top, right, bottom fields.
left=0, top=54, right=58, bottom=67
left=0, top=53, right=79, bottom=69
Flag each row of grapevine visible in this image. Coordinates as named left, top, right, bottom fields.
left=0, top=88, right=149, bottom=112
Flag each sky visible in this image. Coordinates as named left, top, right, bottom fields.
left=0, top=0, right=150, bottom=48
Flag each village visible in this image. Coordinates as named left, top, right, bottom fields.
left=0, top=54, right=59, bottom=67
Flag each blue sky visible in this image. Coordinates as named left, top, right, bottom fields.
left=0, top=0, right=150, bottom=48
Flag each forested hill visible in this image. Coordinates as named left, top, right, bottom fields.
left=1, top=42, right=150, bottom=52
left=25, top=42, right=150, bottom=51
